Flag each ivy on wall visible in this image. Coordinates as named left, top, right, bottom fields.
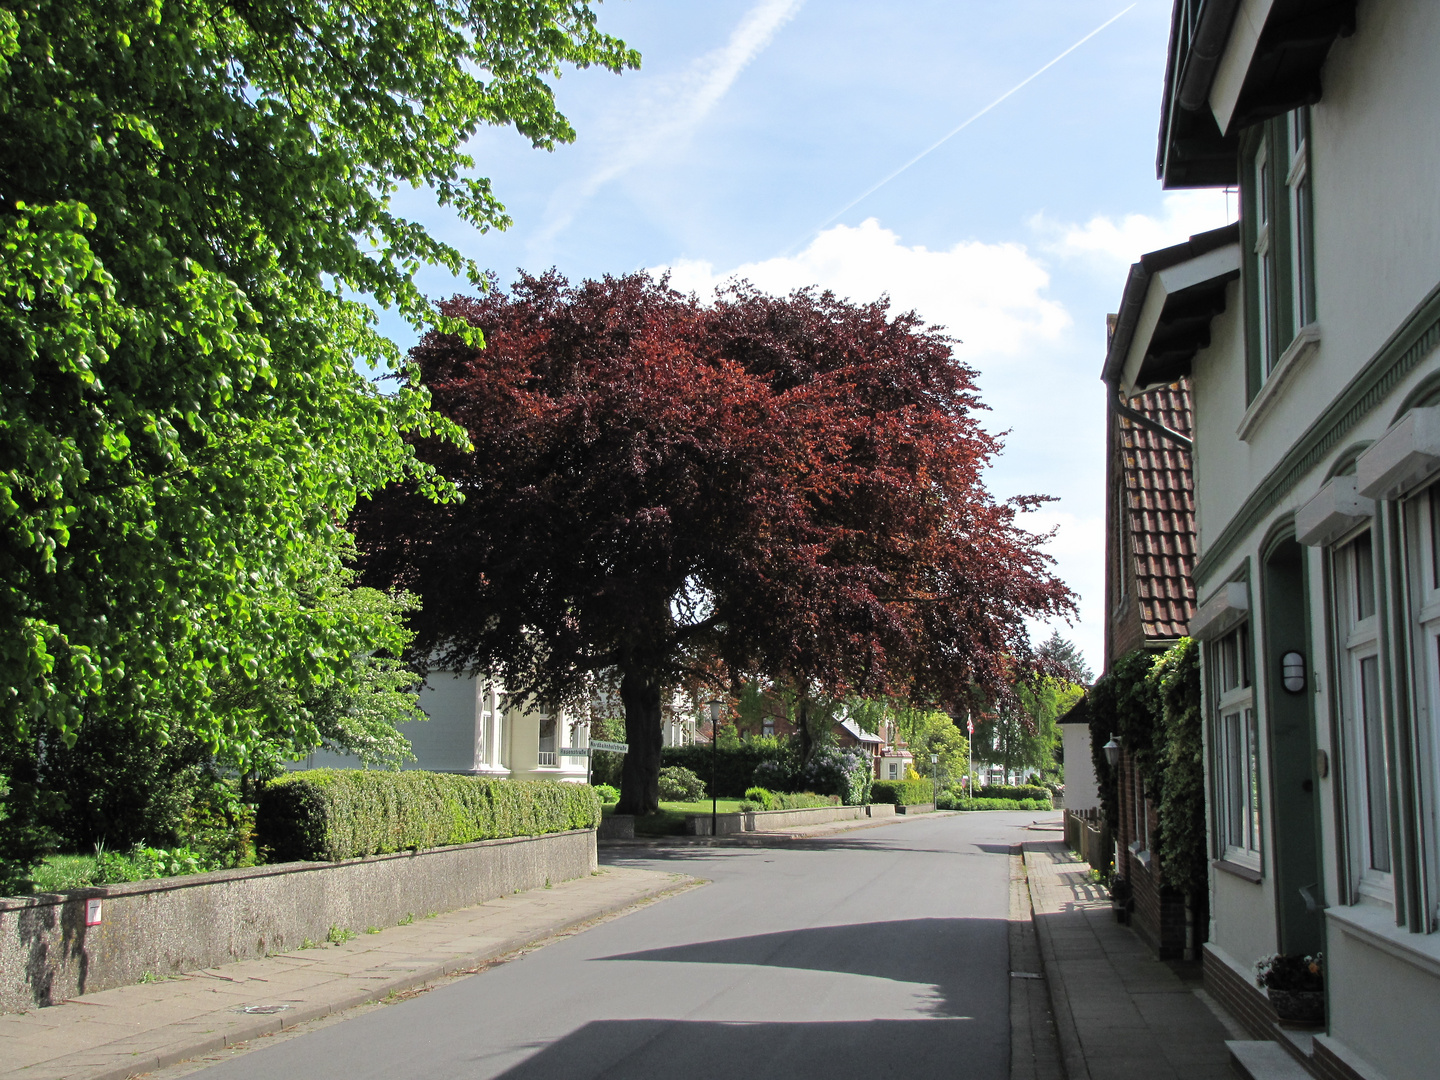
left=1086, top=640, right=1205, bottom=898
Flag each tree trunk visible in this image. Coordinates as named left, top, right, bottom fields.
left=616, top=669, right=664, bottom=816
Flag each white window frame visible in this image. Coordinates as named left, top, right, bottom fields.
left=1333, top=528, right=1393, bottom=903
left=1285, top=110, right=1314, bottom=332
left=1403, top=483, right=1440, bottom=929
left=1254, top=141, right=1277, bottom=376
left=1213, top=623, right=1262, bottom=870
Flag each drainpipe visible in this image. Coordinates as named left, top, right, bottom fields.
left=1109, top=387, right=1193, bottom=453
left=1177, top=0, right=1243, bottom=113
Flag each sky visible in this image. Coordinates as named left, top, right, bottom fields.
left=385, top=0, right=1236, bottom=678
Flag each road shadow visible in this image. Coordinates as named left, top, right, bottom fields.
left=489, top=1017, right=1002, bottom=1080
left=595, top=917, right=1004, bottom=1020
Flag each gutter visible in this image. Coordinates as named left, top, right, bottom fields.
left=1177, top=0, right=1243, bottom=113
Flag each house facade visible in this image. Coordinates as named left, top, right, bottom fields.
left=294, top=672, right=592, bottom=783
left=1108, top=4, right=1440, bottom=1077
left=1099, top=345, right=1200, bottom=958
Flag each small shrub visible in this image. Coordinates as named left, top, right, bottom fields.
left=326, top=924, right=356, bottom=945
left=752, top=758, right=797, bottom=793
left=594, top=784, right=621, bottom=804
left=657, top=766, right=707, bottom=803
left=744, top=787, right=776, bottom=811
left=801, top=746, right=873, bottom=806
left=775, top=791, right=838, bottom=810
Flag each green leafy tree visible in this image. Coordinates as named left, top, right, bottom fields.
left=975, top=677, right=1081, bottom=782
left=0, top=0, right=635, bottom=882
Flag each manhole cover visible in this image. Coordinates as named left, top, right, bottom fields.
left=238, top=1004, right=293, bottom=1014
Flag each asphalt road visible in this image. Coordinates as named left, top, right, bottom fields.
left=186, top=811, right=1053, bottom=1080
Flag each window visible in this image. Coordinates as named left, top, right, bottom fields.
left=1402, top=481, right=1440, bottom=928
left=1244, top=107, right=1317, bottom=396
left=1332, top=529, right=1391, bottom=899
left=762, top=717, right=775, bottom=737
left=1212, top=622, right=1261, bottom=868
left=537, top=716, right=557, bottom=767
left=888, top=762, right=899, bottom=780
left=1286, top=110, right=1315, bottom=330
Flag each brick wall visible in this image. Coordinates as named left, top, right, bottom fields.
left=1113, top=749, right=1189, bottom=957
left=1203, top=942, right=1277, bottom=1040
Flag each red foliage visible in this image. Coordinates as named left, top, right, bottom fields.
left=354, top=271, right=1074, bottom=811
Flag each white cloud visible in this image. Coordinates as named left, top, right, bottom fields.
left=1033, top=188, right=1237, bottom=266
left=658, top=217, right=1070, bottom=358
left=534, top=0, right=803, bottom=246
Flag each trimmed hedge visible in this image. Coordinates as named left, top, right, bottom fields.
left=739, top=789, right=839, bottom=812
left=871, top=779, right=934, bottom=806
left=979, top=784, right=1051, bottom=802
left=662, top=745, right=780, bottom=797
left=946, top=797, right=1051, bottom=811
left=257, top=770, right=602, bottom=863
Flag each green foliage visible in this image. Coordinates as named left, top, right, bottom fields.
left=1152, top=639, right=1205, bottom=896
left=975, top=677, right=1081, bottom=780
left=739, top=790, right=838, bottom=812
left=979, top=784, right=1051, bottom=802
left=256, top=771, right=601, bottom=863
left=588, top=717, right=626, bottom=788
left=894, top=707, right=970, bottom=780
left=800, top=745, right=872, bottom=806
left=1086, top=649, right=1162, bottom=833
left=1087, top=640, right=1206, bottom=901
left=743, top=786, right=775, bottom=811
left=871, top=779, right=934, bottom=806
left=657, top=766, right=706, bottom=803
left=0, top=0, right=634, bottom=876
left=662, top=744, right=792, bottom=798
left=948, top=797, right=1051, bottom=811
left=594, top=784, right=620, bottom=804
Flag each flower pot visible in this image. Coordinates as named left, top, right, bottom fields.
left=1267, top=988, right=1325, bottom=1026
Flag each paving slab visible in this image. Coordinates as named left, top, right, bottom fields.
left=1023, top=840, right=1236, bottom=1080
left=0, top=865, right=692, bottom=1080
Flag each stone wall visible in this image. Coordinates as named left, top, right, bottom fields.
left=0, top=828, right=596, bottom=1013
left=686, top=803, right=896, bottom=836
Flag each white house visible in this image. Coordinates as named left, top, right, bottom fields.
left=295, top=672, right=592, bottom=783
left=1115, top=4, right=1440, bottom=1077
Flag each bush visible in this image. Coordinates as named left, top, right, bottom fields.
left=744, top=786, right=776, bottom=811
left=256, top=771, right=602, bottom=863
left=594, top=784, right=621, bottom=804
left=871, top=779, right=934, bottom=806
left=979, top=784, right=1051, bottom=802
left=801, top=746, right=873, bottom=806
left=657, top=766, right=707, bottom=802
left=663, top=743, right=801, bottom=797
left=952, top=797, right=1051, bottom=811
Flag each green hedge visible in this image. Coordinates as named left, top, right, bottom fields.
left=257, top=770, right=602, bottom=863
left=947, top=797, right=1051, bottom=811
left=979, top=784, right=1051, bottom=802
left=871, top=779, right=934, bottom=806
left=739, top=789, right=839, bottom=811
left=661, top=745, right=780, bottom=797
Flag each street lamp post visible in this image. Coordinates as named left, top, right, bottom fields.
left=708, top=698, right=723, bottom=837
left=930, top=753, right=939, bottom=805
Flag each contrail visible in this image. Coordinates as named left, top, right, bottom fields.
left=776, top=4, right=1137, bottom=257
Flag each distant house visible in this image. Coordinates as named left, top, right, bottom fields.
left=834, top=716, right=884, bottom=774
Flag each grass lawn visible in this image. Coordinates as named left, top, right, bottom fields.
left=29, top=851, right=152, bottom=892
left=602, top=799, right=747, bottom=836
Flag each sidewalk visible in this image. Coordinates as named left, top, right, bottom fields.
left=1022, top=840, right=1240, bottom=1080
left=0, top=865, right=693, bottom=1080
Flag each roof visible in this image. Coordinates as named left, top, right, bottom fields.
left=1157, top=0, right=1356, bottom=188
left=836, top=717, right=883, bottom=744
left=1102, top=223, right=1240, bottom=396
left=1119, top=381, right=1197, bottom=640
left=1057, top=694, right=1090, bottom=726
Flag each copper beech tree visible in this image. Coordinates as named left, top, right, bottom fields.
left=354, top=272, right=1074, bottom=814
